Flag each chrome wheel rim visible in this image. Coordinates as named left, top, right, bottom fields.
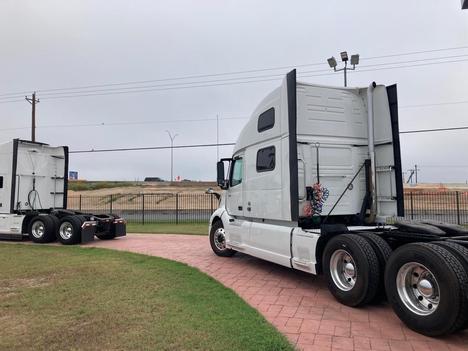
left=213, top=228, right=226, bottom=251
left=59, top=222, right=74, bottom=240
left=396, top=262, right=440, bottom=316
left=330, top=249, right=357, bottom=291
left=31, top=220, right=45, bottom=238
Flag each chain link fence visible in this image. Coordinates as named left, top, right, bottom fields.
left=67, top=191, right=468, bottom=225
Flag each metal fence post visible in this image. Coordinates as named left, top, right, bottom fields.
left=110, top=194, right=113, bottom=213
left=210, top=194, right=214, bottom=213
left=410, top=192, right=414, bottom=220
left=79, top=194, right=82, bottom=211
left=175, top=193, right=179, bottom=224
left=456, top=191, right=461, bottom=225
left=142, top=193, right=145, bottom=225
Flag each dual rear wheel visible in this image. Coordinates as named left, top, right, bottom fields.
left=29, top=215, right=83, bottom=245
left=323, top=234, right=468, bottom=336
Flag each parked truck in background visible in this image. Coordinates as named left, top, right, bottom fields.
left=209, top=69, right=468, bottom=336
left=0, top=139, right=126, bottom=245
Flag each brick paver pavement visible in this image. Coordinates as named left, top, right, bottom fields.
left=87, top=234, right=468, bottom=351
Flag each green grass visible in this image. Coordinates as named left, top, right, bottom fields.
left=0, top=244, right=292, bottom=351
left=127, top=222, right=209, bottom=235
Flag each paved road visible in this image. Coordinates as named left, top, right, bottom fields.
left=87, top=234, right=468, bottom=351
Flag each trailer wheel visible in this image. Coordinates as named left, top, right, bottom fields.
left=323, top=234, right=380, bottom=307
left=385, top=243, right=468, bottom=336
left=433, top=241, right=468, bottom=330
left=28, top=215, right=56, bottom=243
left=357, top=233, right=392, bottom=302
left=210, top=220, right=236, bottom=257
left=56, top=216, right=82, bottom=245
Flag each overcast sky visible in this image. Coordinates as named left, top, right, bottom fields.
left=1, top=1, right=468, bottom=182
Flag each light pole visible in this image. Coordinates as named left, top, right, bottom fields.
left=166, top=130, right=178, bottom=182
left=327, top=51, right=360, bottom=87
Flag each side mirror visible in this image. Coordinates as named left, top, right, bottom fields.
left=217, top=161, right=228, bottom=189
left=205, top=187, right=221, bottom=200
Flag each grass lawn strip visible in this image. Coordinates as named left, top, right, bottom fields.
left=0, top=244, right=292, bottom=351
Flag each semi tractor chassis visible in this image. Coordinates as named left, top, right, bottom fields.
left=3, top=210, right=127, bottom=245
left=209, top=218, right=468, bottom=337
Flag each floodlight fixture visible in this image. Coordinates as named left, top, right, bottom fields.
left=327, top=51, right=360, bottom=87
left=350, top=54, right=360, bottom=66
left=340, top=51, right=348, bottom=62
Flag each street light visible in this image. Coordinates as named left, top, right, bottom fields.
left=327, top=51, right=360, bottom=87
left=166, top=130, right=178, bottom=182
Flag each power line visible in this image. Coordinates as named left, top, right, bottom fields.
left=0, top=99, right=24, bottom=104
left=1, top=45, right=468, bottom=99
left=7, top=56, right=466, bottom=103
left=70, top=142, right=237, bottom=154
left=419, top=165, right=468, bottom=168
left=400, top=126, right=468, bottom=134
left=400, top=100, right=468, bottom=109
left=21, top=53, right=467, bottom=99
left=69, top=125, right=468, bottom=154
left=0, top=116, right=249, bottom=132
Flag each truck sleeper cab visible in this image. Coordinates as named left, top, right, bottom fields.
left=0, top=139, right=126, bottom=245
left=209, top=70, right=468, bottom=337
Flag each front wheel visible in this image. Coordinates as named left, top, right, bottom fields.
left=209, top=221, right=236, bottom=257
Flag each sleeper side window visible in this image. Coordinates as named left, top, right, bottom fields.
left=256, top=146, right=275, bottom=172
left=257, top=108, right=275, bottom=132
left=230, top=158, right=243, bottom=187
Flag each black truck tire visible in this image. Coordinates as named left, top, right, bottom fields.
left=96, top=232, right=116, bottom=240
left=357, top=232, right=392, bottom=302
left=322, top=234, right=380, bottom=307
left=56, top=215, right=82, bottom=245
left=385, top=243, right=468, bottom=336
left=28, top=215, right=57, bottom=243
left=209, top=220, right=236, bottom=257
left=433, top=241, right=468, bottom=330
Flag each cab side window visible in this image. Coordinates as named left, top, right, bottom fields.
left=230, top=158, right=243, bottom=187
left=256, top=146, right=275, bottom=172
left=257, top=108, right=275, bottom=132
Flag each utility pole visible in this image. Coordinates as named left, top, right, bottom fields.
left=25, top=92, right=39, bottom=142
left=414, top=164, right=418, bottom=184
left=165, top=130, right=178, bottom=182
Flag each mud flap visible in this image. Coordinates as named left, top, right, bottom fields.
left=81, top=222, right=97, bottom=243
left=113, top=220, right=126, bottom=237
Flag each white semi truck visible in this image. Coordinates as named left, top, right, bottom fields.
left=0, top=139, right=126, bottom=244
left=209, top=70, right=468, bottom=336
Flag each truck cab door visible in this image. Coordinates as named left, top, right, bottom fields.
left=225, top=156, right=250, bottom=246
left=226, top=156, right=244, bottom=217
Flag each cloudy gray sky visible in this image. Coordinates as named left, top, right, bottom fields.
left=1, top=1, right=467, bottom=182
